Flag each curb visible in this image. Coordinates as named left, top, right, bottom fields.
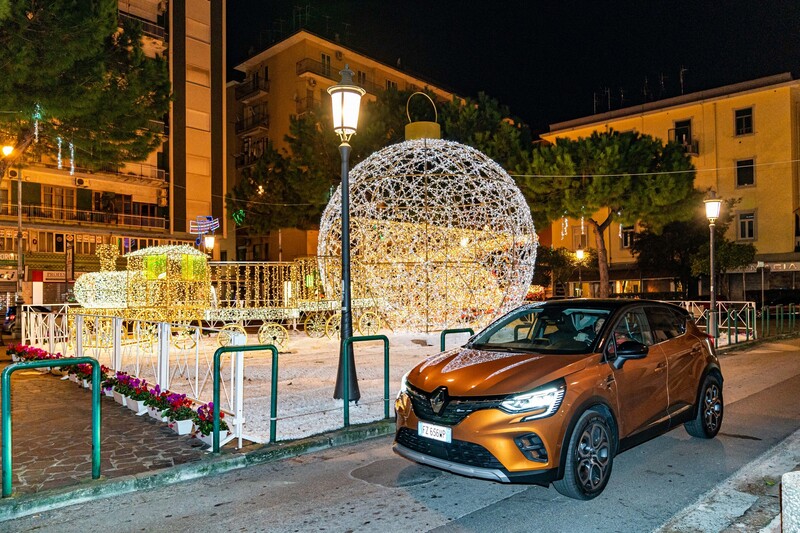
left=0, top=419, right=396, bottom=522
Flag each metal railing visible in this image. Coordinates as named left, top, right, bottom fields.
left=2, top=357, right=102, bottom=497
left=3, top=204, right=166, bottom=229
left=440, top=328, right=475, bottom=351
left=666, top=300, right=757, bottom=346
left=235, top=77, right=269, bottom=100
left=235, top=113, right=270, bottom=134
left=32, top=159, right=166, bottom=181
left=341, top=335, right=391, bottom=426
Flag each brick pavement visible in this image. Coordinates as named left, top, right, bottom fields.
left=0, top=355, right=211, bottom=496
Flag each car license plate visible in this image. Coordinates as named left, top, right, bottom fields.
left=418, top=421, right=452, bottom=443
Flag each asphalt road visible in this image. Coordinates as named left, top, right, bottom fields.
left=7, top=341, right=800, bottom=533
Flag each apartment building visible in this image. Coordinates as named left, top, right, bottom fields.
left=0, top=0, right=227, bottom=303
left=228, top=30, right=455, bottom=261
left=541, top=73, right=800, bottom=299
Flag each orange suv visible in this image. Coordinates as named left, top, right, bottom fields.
left=394, top=299, right=723, bottom=499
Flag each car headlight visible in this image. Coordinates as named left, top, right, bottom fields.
left=397, top=370, right=411, bottom=399
left=500, top=379, right=566, bottom=420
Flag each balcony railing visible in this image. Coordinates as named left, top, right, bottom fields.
left=118, top=11, right=167, bottom=40
left=1, top=204, right=166, bottom=230
left=235, top=153, right=261, bottom=169
left=235, top=113, right=270, bottom=135
left=32, top=160, right=167, bottom=181
left=296, top=58, right=337, bottom=81
left=235, top=77, right=270, bottom=101
left=296, top=97, right=320, bottom=115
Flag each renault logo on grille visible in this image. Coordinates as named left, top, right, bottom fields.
left=430, top=387, right=448, bottom=415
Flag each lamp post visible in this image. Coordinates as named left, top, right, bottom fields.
left=328, top=65, right=365, bottom=402
left=2, top=145, right=22, bottom=339
left=203, top=234, right=216, bottom=257
left=575, top=248, right=585, bottom=297
left=705, top=193, right=723, bottom=339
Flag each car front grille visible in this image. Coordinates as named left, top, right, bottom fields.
left=405, top=385, right=503, bottom=425
left=395, top=427, right=504, bottom=470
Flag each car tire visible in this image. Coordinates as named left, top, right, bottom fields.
left=553, top=408, right=615, bottom=500
left=685, top=374, right=723, bottom=438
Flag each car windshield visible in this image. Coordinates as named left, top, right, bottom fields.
left=469, top=305, right=612, bottom=354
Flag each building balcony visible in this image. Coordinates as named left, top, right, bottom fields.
left=29, top=160, right=167, bottom=183
left=235, top=153, right=261, bottom=169
left=296, top=96, right=320, bottom=115
left=235, top=113, right=270, bottom=135
left=0, top=204, right=166, bottom=230
left=295, top=58, right=386, bottom=96
left=235, top=77, right=270, bottom=103
left=118, top=11, right=167, bottom=40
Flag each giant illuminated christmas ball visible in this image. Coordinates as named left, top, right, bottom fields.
left=317, top=138, right=538, bottom=332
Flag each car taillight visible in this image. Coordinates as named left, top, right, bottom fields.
left=7, top=314, right=14, bottom=321
left=706, top=334, right=715, bottom=348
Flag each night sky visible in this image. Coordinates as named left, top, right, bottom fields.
left=228, top=1, right=800, bottom=134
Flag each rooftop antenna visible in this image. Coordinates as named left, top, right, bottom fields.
left=659, top=73, right=667, bottom=98
left=605, top=87, right=611, bottom=111
left=619, top=87, right=626, bottom=107
left=679, top=66, right=688, bottom=94
left=643, top=76, right=650, bottom=101
left=593, top=92, right=598, bottom=114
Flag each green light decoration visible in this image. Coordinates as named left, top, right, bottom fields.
left=232, top=209, right=245, bottom=225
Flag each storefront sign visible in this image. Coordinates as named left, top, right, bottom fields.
left=731, top=262, right=800, bottom=273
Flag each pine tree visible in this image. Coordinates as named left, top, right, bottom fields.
left=520, top=130, right=698, bottom=297
left=0, top=0, right=170, bottom=176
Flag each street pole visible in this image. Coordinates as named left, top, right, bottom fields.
left=333, top=141, right=359, bottom=401
left=13, top=163, right=22, bottom=340
left=327, top=65, right=364, bottom=402
left=705, top=194, right=722, bottom=340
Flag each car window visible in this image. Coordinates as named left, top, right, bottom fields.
left=611, top=308, right=654, bottom=348
left=470, top=305, right=610, bottom=354
left=644, top=306, right=687, bottom=343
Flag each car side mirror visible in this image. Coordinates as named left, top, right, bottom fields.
left=611, top=341, right=648, bottom=369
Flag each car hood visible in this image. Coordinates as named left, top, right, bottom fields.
left=407, top=347, right=593, bottom=397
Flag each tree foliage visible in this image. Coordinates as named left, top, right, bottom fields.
left=0, top=0, right=170, bottom=176
left=227, top=90, right=530, bottom=233
left=519, top=130, right=698, bottom=296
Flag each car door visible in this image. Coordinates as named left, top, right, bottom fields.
left=644, top=305, right=704, bottom=419
left=606, top=306, right=669, bottom=437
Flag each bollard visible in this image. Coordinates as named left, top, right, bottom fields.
left=2, top=357, right=101, bottom=497
left=342, top=335, right=390, bottom=426
left=440, top=328, right=475, bottom=352
left=212, top=344, right=278, bottom=452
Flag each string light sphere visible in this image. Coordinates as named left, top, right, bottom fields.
left=318, top=138, right=538, bottom=332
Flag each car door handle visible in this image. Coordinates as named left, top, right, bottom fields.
left=654, top=362, right=667, bottom=373
left=602, top=374, right=615, bottom=389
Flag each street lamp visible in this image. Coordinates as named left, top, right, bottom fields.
left=328, top=65, right=365, bottom=402
left=575, top=247, right=585, bottom=297
left=705, top=192, right=723, bottom=339
left=2, top=144, right=22, bottom=339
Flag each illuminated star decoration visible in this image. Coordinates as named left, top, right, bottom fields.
left=318, top=138, right=538, bottom=332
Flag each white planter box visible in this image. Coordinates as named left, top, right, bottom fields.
left=125, top=397, right=148, bottom=415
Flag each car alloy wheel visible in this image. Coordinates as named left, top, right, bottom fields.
left=702, top=383, right=722, bottom=432
left=685, top=374, right=723, bottom=439
left=554, top=409, right=615, bottom=500
left=576, top=420, right=611, bottom=492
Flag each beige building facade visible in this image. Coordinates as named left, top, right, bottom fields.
left=228, top=30, right=455, bottom=261
left=542, top=73, right=800, bottom=300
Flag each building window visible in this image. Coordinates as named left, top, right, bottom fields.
left=673, top=119, right=692, bottom=145
left=357, top=70, right=366, bottom=86
left=737, top=211, right=756, bottom=240
left=386, top=79, right=397, bottom=91
left=42, top=186, right=75, bottom=220
left=321, top=53, right=331, bottom=77
left=735, top=107, right=753, bottom=136
left=621, top=226, right=635, bottom=249
left=736, top=158, right=755, bottom=187
left=572, top=227, right=588, bottom=250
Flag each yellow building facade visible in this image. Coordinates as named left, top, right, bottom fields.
left=541, top=73, right=800, bottom=300
left=228, top=30, right=455, bottom=261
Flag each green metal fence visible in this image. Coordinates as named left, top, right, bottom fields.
left=341, top=335, right=391, bottom=427
left=1, top=357, right=102, bottom=498
left=440, top=328, right=475, bottom=351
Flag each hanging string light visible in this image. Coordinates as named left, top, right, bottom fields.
left=57, top=137, right=62, bottom=169
left=560, top=214, right=568, bottom=240
left=69, top=141, right=75, bottom=175
left=33, top=104, right=42, bottom=143
left=580, top=216, right=585, bottom=235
